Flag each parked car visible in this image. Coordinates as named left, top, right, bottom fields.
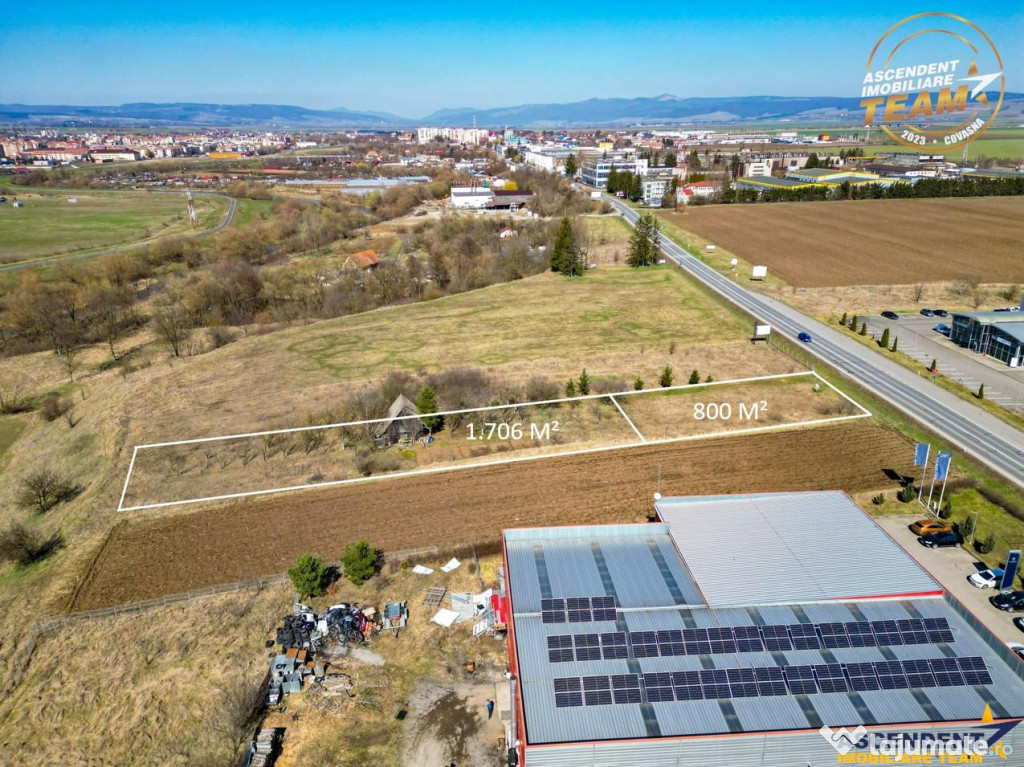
left=881, top=311, right=899, bottom=320
left=918, top=530, right=963, bottom=548
left=920, top=308, right=935, bottom=317
left=933, top=323, right=951, bottom=336
left=968, top=568, right=1005, bottom=589
left=910, top=518, right=953, bottom=536
left=1008, top=642, right=1024, bottom=661
left=798, top=331, right=812, bottom=343
left=1013, top=617, right=1024, bottom=633
left=991, top=591, right=1024, bottom=612
left=932, top=309, right=949, bottom=317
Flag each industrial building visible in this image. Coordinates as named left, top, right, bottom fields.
left=502, top=491, right=1024, bottom=766
left=950, top=308, right=1024, bottom=367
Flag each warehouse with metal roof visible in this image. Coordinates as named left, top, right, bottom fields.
left=501, top=491, right=1024, bottom=766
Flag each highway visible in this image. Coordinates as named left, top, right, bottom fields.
left=609, top=197, right=1024, bottom=489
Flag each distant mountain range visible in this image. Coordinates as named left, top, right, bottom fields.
left=2, top=94, right=1021, bottom=129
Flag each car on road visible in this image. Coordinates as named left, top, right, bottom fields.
left=932, top=309, right=949, bottom=317
left=968, top=568, right=1005, bottom=588
left=798, top=331, right=812, bottom=343
left=881, top=311, right=899, bottom=320
left=991, top=591, right=1024, bottom=612
left=918, top=530, right=963, bottom=548
left=920, top=308, right=935, bottom=317
left=910, top=518, right=953, bottom=536
left=934, top=323, right=951, bottom=336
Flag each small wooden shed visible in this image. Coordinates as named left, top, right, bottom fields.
left=373, top=395, right=424, bottom=447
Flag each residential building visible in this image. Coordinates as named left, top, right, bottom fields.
left=416, top=127, right=490, bottom=145
left=501, top=490, right=1024, bottom=767
left=343, top=249, right=380, bottom=271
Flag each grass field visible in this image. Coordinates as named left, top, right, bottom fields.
left=0, top=189, right=226, bottom=263
left=0, top=417, right=27, bottom=470
left=660, top=197, right=1024, bottom=287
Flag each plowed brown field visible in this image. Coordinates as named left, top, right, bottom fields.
left=74, top=421, right=912, bottom=610
left=661, top=197, right=1024, bottom=287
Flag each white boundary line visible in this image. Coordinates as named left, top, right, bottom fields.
left=118, top=370, right=873, bottom=512
left=117, top=445, right=139, bottom=511
left=608, top=394, right=646, bottom=443
left=132, top=371, right=813, bottom=449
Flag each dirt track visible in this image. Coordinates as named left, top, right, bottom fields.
left=74, top=422, right=913, bottom=610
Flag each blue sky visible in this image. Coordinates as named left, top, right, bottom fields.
left=1, top=1, right=1020, bottom=117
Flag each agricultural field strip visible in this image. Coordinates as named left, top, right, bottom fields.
left=607, top=395, right=647, bottom=443
left=117, top=371, right=871, bottom=512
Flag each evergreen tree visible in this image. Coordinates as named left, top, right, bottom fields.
left=633, top=375, right=644, bottom=390
left=565, top=379, right=576, bottom=398
left=341, top=540, right=383, bottom=585
left=978, top=382, right=985, bottom=399
left=688, top=369, right=700, bottom=385
left=564, top=153, right=578, bottom=177
left=607, top=164, right=618, bottom=193
left=687, top=150, right=701, bottom=170
left=859, top=321, right=867, bottom=335
left=850, top=314, right=858, bottom=330
left=705, top=374, right=714, bottom=383
left=879, top=327, right=890, bottom=348
left=890, top=336, right=898, bottom=352
left=577, top=369, right=591, bottom=395
left=805, top=152, right=820, bottom=169
left=549, top=217, right=574, bottom=275
left=660, top=366, right=674, bottom=387
left=416, top=385, right=443, bottom=432
left=288, top=554, right=328, bottom=600
left=840, top=312, right=848, bottom=326
left=929, top=358, right=937, bottom=373
left=664, top=152, right=677, bottom=167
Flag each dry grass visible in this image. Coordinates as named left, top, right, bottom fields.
left=659, top=197, right=1024, bottom=287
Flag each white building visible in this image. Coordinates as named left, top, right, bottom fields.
left=417, top=127, right=489, bottom=145
left=449, top=186, right=493, bottom=209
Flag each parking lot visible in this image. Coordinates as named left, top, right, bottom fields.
left=867, top=312, right=1024, bottom=413
left=876, top=514, right=1023, bottom=645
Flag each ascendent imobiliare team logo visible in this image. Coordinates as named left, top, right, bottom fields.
left=860, top=12, right=1004, bottom=150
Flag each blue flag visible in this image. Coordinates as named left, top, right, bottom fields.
left=913, top=443, right=929, bottom=467
left=934, top=451, right=952, bottom=481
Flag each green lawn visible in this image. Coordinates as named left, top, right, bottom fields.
left=0, top=190, right=226, bottom=263
left=230, top=197, right=277, bottom=228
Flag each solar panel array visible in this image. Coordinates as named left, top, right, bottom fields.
left=552, top=656, right=993, bottom=708
left=541, top=596, right=617, bottom=624
left=546, top=618, right=954, bottom=663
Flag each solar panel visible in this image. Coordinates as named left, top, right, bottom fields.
left=699, top=669, right=732, bottom=699
left=819, top=622, right=851, bottom=649
left=813, top=663, right=848, bottom=694
left=726, top=667, right=759, bottom=698
left=930, top=657, right=965, bottom=687
left=643, top=672, right=675, bottom=703
left=846, top=662, right=882, bottom=692
left=657, top=629, right=686, bottom=657
left=631, top=630, right=659, bottom=658
left=789, top=624, right=822, bottom=651
left=591, top=595, right=617, bottom=622
left=708, top=626, right=738, bottom=654
left=958, top=656, right=993, bottom=686
left=672, top=670, right=704, bottom=701
left=762, top=625, right=794, bottom=652
left=784, top=665, right=818, bottom=695
left=583, top=675, right=612, bottom=706
left=924, top=616, right=955, bottom=643
left=554, top=677, right=583, bottom=708
left=541, top=598, right=566, bottom=624
left=754, top=666, right=788, bottom=696
left=600, top=632, right=629, bottom=660
left=871, top=620, right=904, bottom=647
left=611, top=674, right=642, bottom=704
left=901, top=659, right=937, bottom=688
left=567, top=597, right=593, bottom=624
left=846, top=621, right=877, bottom=648
left=574, top=633, right=601, bottom=661
left=898, top=618, right=929, bottom=645
left=875, top=660, right=909, bottom=690
left=682, top=627, right=713, bottom=655
left=733, top=625, right=765, bottom=653
left=547, top=635, right=574, bottom=663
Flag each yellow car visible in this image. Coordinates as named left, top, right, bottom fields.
left=909, top=518, right=953, bottom=536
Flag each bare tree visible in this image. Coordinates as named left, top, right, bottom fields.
left=17, top=467, right=79, bottom=514
left=911, top=284, right=925, bottom=303
left=211, top=669, right=265, bottom=758
left=151, top=300, right=193, bottom=357
left=0, top=372, right=32, bottom=414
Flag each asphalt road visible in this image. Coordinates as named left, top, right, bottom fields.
left=0, top=190, right=238, bottom=274
left=609, top=196, right=1024, bottom=489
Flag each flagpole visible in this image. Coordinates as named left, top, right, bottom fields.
left=917, top=444, right=930, bottom=503
left=936, top=456, right=952, bottom=515
left=926, top=465, right=937, bottom=510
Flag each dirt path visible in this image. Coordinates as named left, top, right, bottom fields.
left=402, top=680, right=507, bottom=767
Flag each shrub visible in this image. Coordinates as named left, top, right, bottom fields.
left=659, top=366, right=674, bottom=387
left=850, top=314, right=858, bottom=330
left=975, top=534, right=995, bottom=555
left=890, top=336, right=898, bottom=353
left=879, top=327, right=890, bottom=349
left=937, top=500, right=953, bottom=519
left=17, top=468, right=79, bottom=514
left=840, top=312, right=848, bottom=326
left=0, top=522, right=64, bottom=567
left=978, top=383, right=985, bottom=400
left=577, top=369, right=591, bottom=396
left=871, top=493, right=885, bottom=506
left=859, top=321, right=867, bottom=336
left=960, top=514, right=977, bottom=541
left=688, top=369, right=700, bottom=385
left=593, top=377, right=628, bottom=394
left=288, top=554, right=329, bottom=600
left=632, top=375, right=644, bottom=391
left=342, top=540, right=384, bottom=585
left=897, top=483, right=916, bottom=503
left=705, top=374, right=714, bottom=383
left=929, top=359, right=937, bottom=373
left=565, top=379, right=576, bottom=398
left=39, top=395, right=72, bottom=422
left=524, top=376, right=559, bottom=402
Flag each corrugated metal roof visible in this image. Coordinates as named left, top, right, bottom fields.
left=655, top=491, right=940, bottom=606
left=504, top=495, right=1024, bottom=751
